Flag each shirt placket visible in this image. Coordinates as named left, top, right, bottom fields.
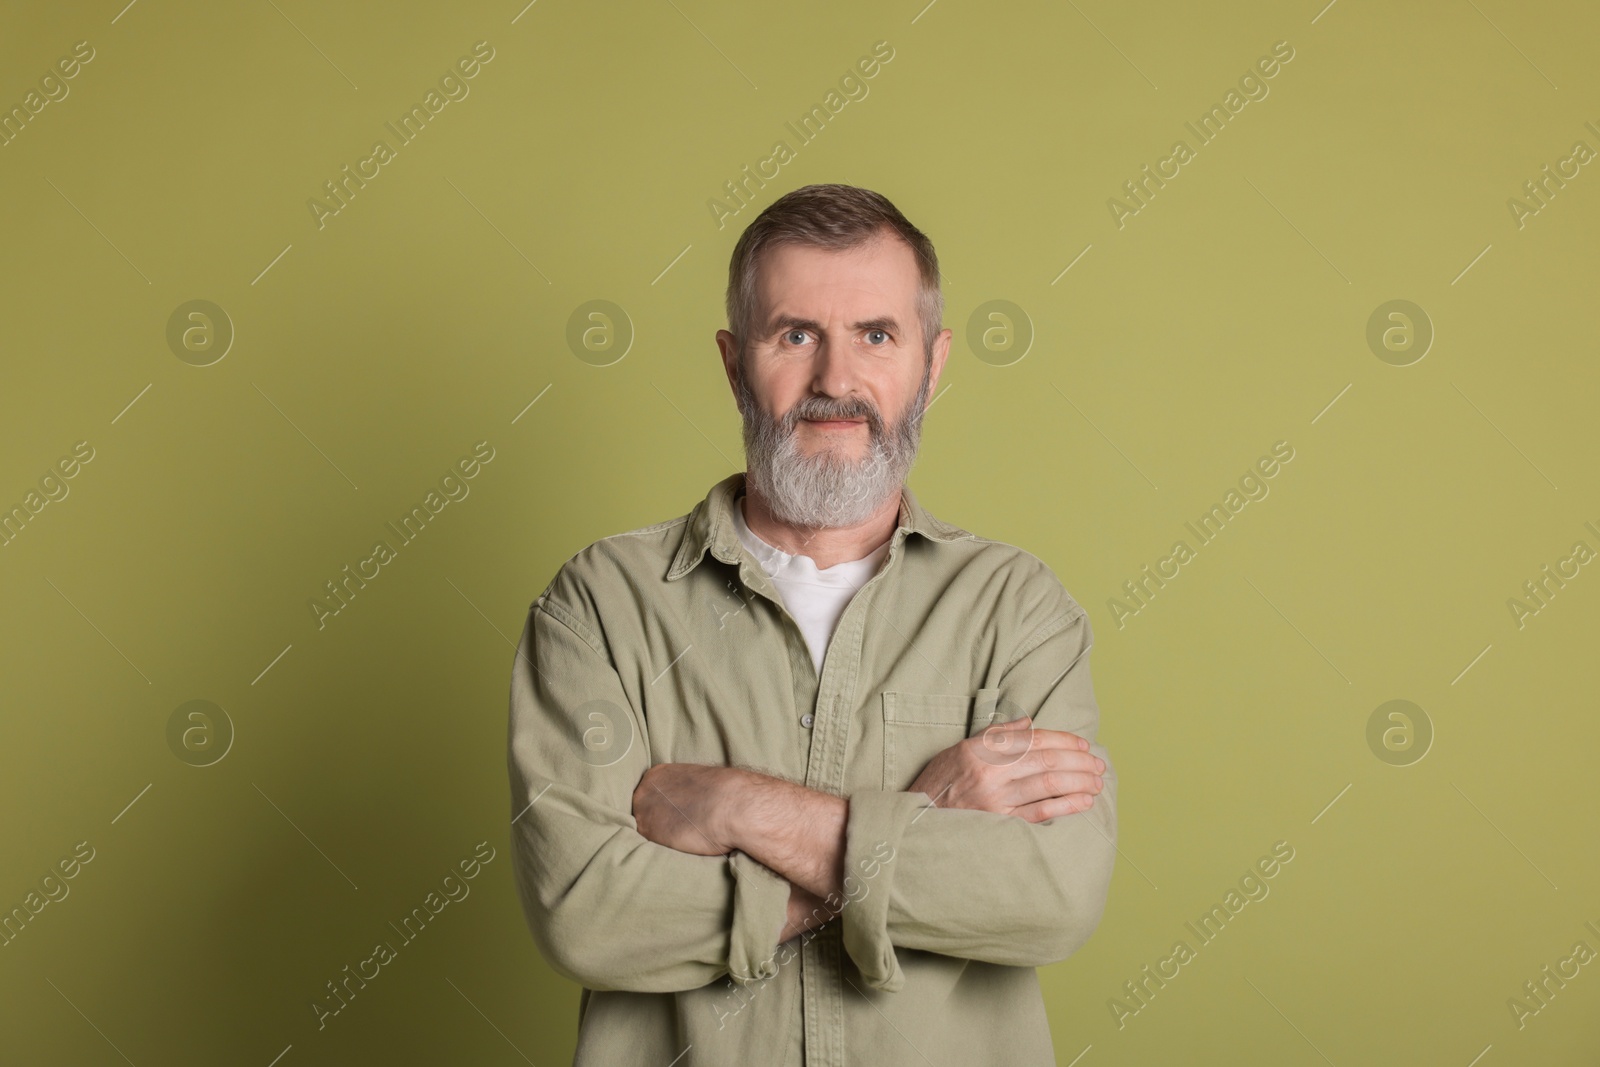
left=726, top=549, right=843, bottom=1067
left=797, top=527, right=909, bottom=1067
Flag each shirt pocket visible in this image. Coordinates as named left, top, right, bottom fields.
left=880, top=688, right=1003, bottom=791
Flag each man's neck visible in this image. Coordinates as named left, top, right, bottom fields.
left=740, top=482, right=900, bottom=570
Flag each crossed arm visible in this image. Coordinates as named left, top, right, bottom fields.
left=510, top=594, right=1115, bottom=993
left=630, top=715, right=1106, bottom=944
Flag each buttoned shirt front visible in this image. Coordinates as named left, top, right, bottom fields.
left=506, top=471, right=1118, bottom=1067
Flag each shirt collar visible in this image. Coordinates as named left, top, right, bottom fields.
left=667, top=471, right=973, bottom=582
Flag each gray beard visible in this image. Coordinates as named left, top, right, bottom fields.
left=735, top=356, right=932, bottom=529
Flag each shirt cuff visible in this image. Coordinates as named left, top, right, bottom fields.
left=727, top=850, right=790, bottom=984
left=840, top=789, right=926, bottom=992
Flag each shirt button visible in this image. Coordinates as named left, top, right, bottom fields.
left=801, top=714, right=814, bottom=728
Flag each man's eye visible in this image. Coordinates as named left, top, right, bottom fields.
left=866, top=329, right=889, bottom=344
left=785, top=330, right=809, bottom=345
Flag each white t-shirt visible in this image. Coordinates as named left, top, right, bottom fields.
left=731, top=494, right=892, bottom=675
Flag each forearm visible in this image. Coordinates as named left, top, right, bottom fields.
left=847, top=780, right=1117, bottom=967
left=512, top=784, right=794, bottom=993
left=724, top=770, right=849, bottom=903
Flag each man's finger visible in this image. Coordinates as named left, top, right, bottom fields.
left=1008, top=726, right=1089, bottom=750
left=1010, top=792, right=1095, bottom=823
left=1015, top=744, right=1104, bottom=777
left=1006, top=768, right=1103, bottom=807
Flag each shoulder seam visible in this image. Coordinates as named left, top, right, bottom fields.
left=1002, top=604, right=1089, bottom=678
left=533, top=597, right=609, bottom=662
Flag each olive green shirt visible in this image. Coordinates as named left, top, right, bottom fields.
left=507, top=472, right=1117, bottom=1066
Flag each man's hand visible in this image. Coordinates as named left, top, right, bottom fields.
left=908, top=717, right=1104, bottom=823
left=632, top=762, right=744, bottom=856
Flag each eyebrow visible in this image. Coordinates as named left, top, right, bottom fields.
left=767, top=314, right=902, bottom=337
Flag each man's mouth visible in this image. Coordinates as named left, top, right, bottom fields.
left=803, top=418, right=866, bottom=430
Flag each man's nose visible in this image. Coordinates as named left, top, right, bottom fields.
left=809, top=332, right=861, bottom=400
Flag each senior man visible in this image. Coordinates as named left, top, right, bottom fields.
left=508, top=183, right=1117, bottom=1066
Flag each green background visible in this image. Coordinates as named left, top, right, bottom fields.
left=3, top=0, right=1598, bottom=1063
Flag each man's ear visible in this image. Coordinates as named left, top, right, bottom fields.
left=715, top=329, right=743, bottom=412
left=925, top=327, right=953, bottom=406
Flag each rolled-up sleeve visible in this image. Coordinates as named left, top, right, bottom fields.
left=508, top=594, right=793, bottom=993
left=840, top=606, right=1117, bottom=992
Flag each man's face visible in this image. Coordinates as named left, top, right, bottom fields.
left=717, top=231, right=952, bottom=530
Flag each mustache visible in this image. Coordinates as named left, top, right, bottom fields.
left=785, top=396, right=884, bottom=433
